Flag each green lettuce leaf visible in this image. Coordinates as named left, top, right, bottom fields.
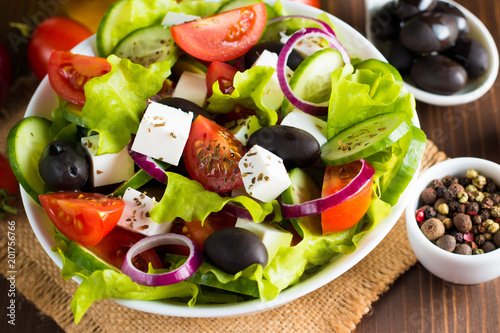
left=82, top=55, right=172, bottom=154
left=327, top=62, right=415, bottom=139
left=150, top=172, right=280, bottom=223
left=206, top=66, right=279, bottom=126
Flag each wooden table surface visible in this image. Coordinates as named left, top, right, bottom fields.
left=1, top=0, right=499, bottom=332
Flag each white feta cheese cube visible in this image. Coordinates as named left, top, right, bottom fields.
left=224, top=115, right=261, bottom=146
left=280, top=32, right=325, bottom=58
left=131, top=101, right=193, bottom=166
left=235, top=218, right=293, bottom=263
left=81, top=135, right=134, bottom=187
left=172, top=71, right=207, bottom=107
left=161, top=12, right=199, bottom=26
left=238, top=145, right=292, bottom=202
left=281, top=109, right=328, bottom=146
left=251, top=49, right=286, bottom=110
left=117, top=187, right=173, bottom=236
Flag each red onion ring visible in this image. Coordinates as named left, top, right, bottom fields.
left=267, top=15, right=336, bottom=36
left=121, top=233, right=203, bottom=286
left=277, top=27, right=350, bottom=116
left=128, top=146, right=168, bottom=184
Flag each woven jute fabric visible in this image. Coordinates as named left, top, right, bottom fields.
left=0, top=77, right=447, bottom=333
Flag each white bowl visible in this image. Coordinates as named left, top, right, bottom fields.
left=406, top=158, right=500, bottom=285
left=365, top=0, right=499, bottom=106
left=23, top=0, right=419, bottom=317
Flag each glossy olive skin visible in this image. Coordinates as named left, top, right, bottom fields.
left=203, top=227, right=268, bottom=274
left=396, top=0, right=437, bottom=21
left=400, top=12, right=459, bottom=53
left=444, top=37, right=489, bottom=78
left=247, top=125, right=321, bottom=169
left=410, top=54, right=467, bottom=95
left=38, top=140, right=89, bottom=191
left=434, top=1, right=469, bottom=36
left=244, top=41, right=304, bottom=71
left=370, top=2, right=401, bottom=40
left=388, top=40, right=415, bottom=74
left=157, top=97, right=212, bottom=120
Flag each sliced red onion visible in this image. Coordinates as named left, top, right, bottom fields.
left=281, top=159, right=374, bottom=219
left=121, top=233, right=203, bottom=286
left=267, top=15, right=336, bottom=37
left=277, top=27, right=350, bottom=116
left=128, top=146, right=168, bottom=184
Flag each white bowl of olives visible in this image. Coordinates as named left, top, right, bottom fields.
left=406, top=158, right=500, bottom=285
left=366, top=0, right=499, bottom=106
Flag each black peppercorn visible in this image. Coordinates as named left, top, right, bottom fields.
left=458, top=177, right=471, bottom=187
left=421, top=187, right=437, bottom=205
left=480, top=197, right=494, bottom=210
left=466, top=202, right=480, bottom=215
left=456, top=204, right=466, bottom=214
left=454, top=243, right=472, bottom=255
left=472, top=215, right=482, bottom=225
left=423, top=206, right=437, bottom=219
left=447, top=183, right=465, bottom=197
left=454, top=213, right=472, bottom=233
left=478, top=221, right=489, bottom=233
left=481, top=241, right=496, bottom=253
left=474, top=234, right=486, bottom=247
left=443, top=175, right=458, bottom=187
left=451, top=230, right=464, bottom=243
left=489, top=193, right=500, bottom=205
left=479, top=209, right=490, bottom=221
left=470, top=225, right=479, bottom=235
left=436, top=186, right=448, bottom=198
left=428, top=179, right=443, bottom=189
left=493, top=231, right=500, bottom=248
left=448, top=201, right=460, bottom=213
left=421, top=218, right=445, bottom=241
left=436, top=235, right=456, bottom=252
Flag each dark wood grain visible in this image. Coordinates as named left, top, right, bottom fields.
left=1, top=0, right=499, bottom=332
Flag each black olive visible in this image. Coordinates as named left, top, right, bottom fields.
left=387, top=40, right=415, bottom=74
left=38, top=140, right=89, bottom=191
left=396, top=0, right=438, bottom=21
left=203, top=227, right=268, bottom=274
left=410, top=54, right=467, bottom=95
left=157, top=97, right=212, bottom=121
left=244, top=41, right=304, bottom=71
left=399, top=12, right=459, bottom=53
left=370, top=2, right=402, bottom=40
left=247, top=125, right=320, bottom=169
left=434, top=1, right=469, bottom=36
left=443, top=37, right=489, bottom=78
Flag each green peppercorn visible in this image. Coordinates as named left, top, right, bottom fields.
left=474, top=192, right=485, bottom=203
left=488, top=222, right=499, bottom=234
left=437, top=203, right=450, bottom=215
left=473, top=175, right=487, bottom=189
left=465, top=184, right=477, bottom=193
left=420, top=218, right=445, bottom=241
left=436, top=235, right=456, bottom=252
left=473, top=248, right=485, bottom=255
left=434, top=198, right=449, bottom=211
left=457, top=191, right=468, bottom=204
left=454, top=243, right=472, bottom=255
left=442, top=218, right=453, bottom=229
left=466, top=169, right=478, bottom=179
left=485, top=219, right=495, bottom=226
left=490, top=206, right=500, bottom=219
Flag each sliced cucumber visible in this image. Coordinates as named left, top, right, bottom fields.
left=380, top=126, right=426, bottom=205
left=216, top=0, right=277, bottom=19
left=281, top=168, right=322, bottom=237
left=112, top=25, right=179, bottom=68
left=60, top=102, right=86, bottom=128
left=171, top=54, right=208, bottom=79
left=281, top=48, right=344, bottom=117
left=112, top=169, right=153, bottom=197
left=320, top=112, right=412, bottom=166
left=7, top=116, right=53, bottom=204
left=65, top=242, right=118, bottom=273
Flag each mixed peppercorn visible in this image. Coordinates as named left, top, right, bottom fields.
left=416, top=169, right=500, bottom=255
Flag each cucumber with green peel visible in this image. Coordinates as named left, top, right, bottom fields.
left=171, top=54, right=208, bottom=79
left=281, top=48, right=344, bottom=117
left=112, top=169, right=154, bottom=197
left=320, top=112, right=412, bottom=166
left=379, top=126, right=426, bottom=205
left=60, top=102, right=86, bottom=128
left=65, top=242, right=118, bottom=273
left=112, top=25, right=180, bottom=68
left=7, top=116, right=53, bottom=204
left=216, top=0, right=277, bottom=20
left=281, top=168, right=322, bottom=237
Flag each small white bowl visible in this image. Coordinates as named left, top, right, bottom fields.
left=406, top=158, right=500, bottom=285
left=365, top=0, right=499, bottom=106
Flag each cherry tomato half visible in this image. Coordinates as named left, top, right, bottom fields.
left=39, top=192, right=125, bottom=246
left=206, top=61, right=239, bottom=96
left=90, top=226, right=163, bottom=272
left=48, top=50, right=111, bottom=105
left=288, top=0, right=321, bottom=9
left=321, top=161, right=373, bottom=234
left=28, top=17, right=93, bottom=80
left=170, top=3, right=267, bottom=62
left=183, top=115, right=246, bottom=192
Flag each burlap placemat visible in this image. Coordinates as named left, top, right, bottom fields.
left=0, top=76, right=447, bottom=333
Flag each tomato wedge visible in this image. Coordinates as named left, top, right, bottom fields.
left=183, top=115, right=246, bottom=192
left=90, top=226, right=163, bottom=272
left=206, top=61, right=239, bottom=96
left=170, top=3, right=267, bottom=62
left=48, top=50, right=111, bottom=106
left=39, top=192, right=125, bottom=246
left=321, top=161, right=373, bottom=234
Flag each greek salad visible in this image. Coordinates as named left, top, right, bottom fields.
left=8, top=0, right=426, bottom=323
